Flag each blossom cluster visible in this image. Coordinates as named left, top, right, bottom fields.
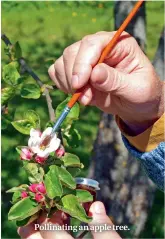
left=21, top=182, right=46, bottom=202
left=20, top=127, right=65, bottom=164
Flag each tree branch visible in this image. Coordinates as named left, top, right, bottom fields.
left=1, top=33, right=12, bottom=46
left=1, top=33, right=55, bottom=122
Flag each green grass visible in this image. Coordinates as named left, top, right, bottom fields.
left=1, top=1, right=164, bottom=238
left=146, top=1, right=164, bottom=59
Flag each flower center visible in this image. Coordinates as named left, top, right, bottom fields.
left=40, top=145, right=46, bottom=150
left=39, top=135, right=52, bottom=150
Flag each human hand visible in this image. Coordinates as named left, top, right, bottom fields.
left=48, top=31, right=164, bottom=135
left=18, top=201, right=121, bottom=239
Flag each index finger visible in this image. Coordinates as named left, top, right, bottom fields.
left=71, top=32, right=114, bottom=89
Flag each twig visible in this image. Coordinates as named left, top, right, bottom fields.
left=1, top=33, right=12, bottom=46
left=19, top=58, right=43, bottom=88
left=44, top=88, right=55, bottom=122
left=1, top=33, right=55, bottom=122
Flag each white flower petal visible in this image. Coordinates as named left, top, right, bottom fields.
left=31, top=146, right=40, bottom=154
left=28, top=136, right=41, bottom=148
left=40, top=127, right=53, bottom=142
left=28, top=137, right=33, bottom=148
left=37, top=149, right=50, bottom=158
left=49, top=138, right=61, bottom=152
left=30, top=128, right=41, bottom=138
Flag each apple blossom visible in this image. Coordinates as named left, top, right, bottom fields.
left=29, top=183, right=46, bottom=194
left=29, top=184, right=38, bottom=193
left=28, top=128, right=61, bottom=158
left=20, top=147, right=33, bottom=161
left=35, top=193, right=44, bottom=202
left=21, top=191, right=28, bottom=199
left=35, top=156, right=47, bottom=164
left=36, top=183, right=46, bottom=194
left=55, top=145, right=65, bottom=158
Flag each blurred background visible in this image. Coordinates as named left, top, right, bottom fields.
left=1, top=1, right=164, bottom=238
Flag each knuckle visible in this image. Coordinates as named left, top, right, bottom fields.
left=82, top=35, right=91, bottom=42
left=54, top=57, right=62, bottom=70
left=130, top=36, right=138, bottom=45
left=122, top=31, right=131, bottom=37
left=122, top=31, right=137, bottom=46
left=122, top=31, right=136, bottom=43
left=63, top=44, right=77, bottom=62
left=95, top=31, right=108, bottom=35
left=63, top=46, right=71, bottom=57
left=82, top=35, right=96, bottom=47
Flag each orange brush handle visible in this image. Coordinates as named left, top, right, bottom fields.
left=67, top=0, right=144, bottom=109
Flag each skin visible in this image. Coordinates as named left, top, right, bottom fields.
left=48, top=31, right=164, bottom=135
left=18, top=201, right=121, bottom=239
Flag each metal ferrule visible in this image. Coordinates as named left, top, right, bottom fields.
left=52, top=106, right=70, bottom=133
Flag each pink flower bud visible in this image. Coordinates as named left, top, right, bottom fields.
left=35, top=156, right=47, bottom=164
left=35, top=193, right=44, bottom=202
left=29, top=184, right=38, bottom=193
left=20, top=147, right=33, bottom=161
left=36, top=182, right=46, bottom=194
left=21, top=191, right=28, bottom=199
left=55, top=145, right=65, bottom=158
left=29, top=183, right=46, bottom=194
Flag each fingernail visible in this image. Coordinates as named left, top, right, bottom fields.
left=48, top=64, right=55, bottom=80
left=80, top=95, right=89, bottom=105
left=72, top=74, right=79, bottom=88
left=94, top=202, right=106, bottom=214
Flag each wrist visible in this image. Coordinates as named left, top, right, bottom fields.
left=120, top=118, right=158, bottom=136
left=121, top=82, right=164, bottom=136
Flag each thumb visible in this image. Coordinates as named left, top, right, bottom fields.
left=90, top=63, right=129, bottom=96
left=88, top=201, right=121, bottom=239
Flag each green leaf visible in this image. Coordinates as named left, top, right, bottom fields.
left=67, top=168, right=81, bottom=177
left=62, top=186, right=74, bottom=196
left=44, top=165, right=63, bottom=199
left=4, top=46, right=11, bottom=57
left=21, top=83, right=41, bottom=99
left=8, top=42, right=22, bottom=60
left=45, top=121, right=54, bottom=128
left=16, top=217, right=30, bottom=227
left=56, top=195, right=92, bottom=223
left=75, top=189, right=93, bottom=203
left=16, top=212, right=39, bottom=227
left=1, top=87, right=16, bottom=105
left=15, top=146, right=23, bottom=155
left=57, top=166, right=76, bottom=189
left=12, top=191, right=21, bottom=203
left=8, top=197, right=41, bottom=221
left=64, top=127, right=81, bottom=148
left=2, top=62, right=21, bottom=86
left=61, top=153, right=83, bottom=168
left=13, top=41, right=22, bottom=59
left=56, top=97, right=80, bottom=128
left=11, top=120, right=36, bottom=135
left=24, top=110, right=40, bottom=128
left=1, top=114, right=11, bottom=130
left=7, top=184, right=28, bottom=193
left=24, top=163, right=44, bottom=183
left=62, top=188, right=93, bottom=203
